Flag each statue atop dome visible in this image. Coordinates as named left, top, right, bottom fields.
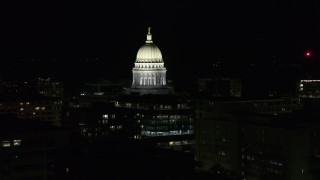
left=146, top=27, right=153, bottom=43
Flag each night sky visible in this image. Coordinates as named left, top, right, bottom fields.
left=1, top=1, right=320, bottom=83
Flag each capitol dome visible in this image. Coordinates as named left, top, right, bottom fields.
left=136, top=27, right=163, bottom=63
left=130, top=27, right=169, bottom=94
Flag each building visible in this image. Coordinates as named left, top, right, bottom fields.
left=240, top=113, right=310, bottom=180
left=194, top=95, right=320, bottom=179
left=65, top=102, right=139, bottom=140
left=197, top=77, right=242, bottom=98
left=73, top=79, right=128, bottom=108
left=0, top=114, right=69, bottom=180
left=127, top=27, right=172, bottom=95
left=37, top=77, right=64, bottom=98
left=297, top=80, right=320, bottom=98
left=0, top=94, right=63, bottom=126
left=193, top=96, right=305, bottom=179
left=0, top=81, right=33, bottom=95
left=117, top=27, right=194, bottom=151
left=297, top=80, right=320, bottom=109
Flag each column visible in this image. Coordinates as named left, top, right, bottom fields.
left=132, top=73, right=135, bottom=85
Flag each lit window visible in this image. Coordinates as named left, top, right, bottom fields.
left=13, top=140, right=21, bottom=146
left=35, top=107, right=40, bottom=110
left=20, top=108, right=24, bottom=111
left=2, top=140, right=11, bottom=147
left=41, top=107, right=45, bottom=110
left=103, top=114, right=108, bottom=119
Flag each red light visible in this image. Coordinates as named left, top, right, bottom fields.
left=305, top=51, right=311, bottom=57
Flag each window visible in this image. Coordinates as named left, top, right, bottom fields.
left=13, top=139, right=21, bottom=146
left=101, top=120, right=108, bottom=124
left=2, top=140, right=11, bottom=147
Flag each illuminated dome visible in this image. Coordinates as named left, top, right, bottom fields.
left=129, top=27, right=170, bottom=95
left=136, top=27, right=163, bottom=63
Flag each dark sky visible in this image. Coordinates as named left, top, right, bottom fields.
left=1, top=0, right=320, bottom=82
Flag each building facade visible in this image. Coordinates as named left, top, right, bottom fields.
left=0, top=115, right=69, bottom=180
left=128, top=27, right=170, bottom=95
left=193, top=96, right=312, bottom=179
left=118, top=27, right=194, bottom=150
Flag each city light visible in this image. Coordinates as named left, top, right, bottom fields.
left=305, top=51, right=311, bottom=57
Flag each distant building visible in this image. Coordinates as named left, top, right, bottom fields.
left=0, top=94, right=62, bottom=126
left=197, top=77, right=242, bottom=97
left=0, top=81, right=33, bottom=95
left=297, top=80, right=320, bottom=108
left=37, top=77, right=64, bottom=98
left=193, top=96, right=307, bottom=179
left=65, top=102, right=139, bottom=140
left=197, top=78, right=213, bottom=93
left=63, top=27, right=195, bottom=151
left=127, top=27, right=172, bottom=95
left=0, top=114, right=69, bottom=180
left=240, top=114, right=310, bottom=180
left=116, top=94, right=194, bottom=151
left=117, top=27, right=194, bottom=151
left=83, top=79, right=127, bottom=96
left=297, top=80, right=320, bottom=98
left=75, top=79, right=128, bottom=108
